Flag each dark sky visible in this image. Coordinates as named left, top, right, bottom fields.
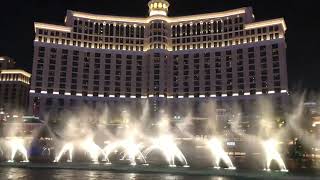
left=0, top=0, right=319, bottom=91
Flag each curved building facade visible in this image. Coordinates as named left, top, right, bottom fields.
left=29, top=0, right=288, bottom=119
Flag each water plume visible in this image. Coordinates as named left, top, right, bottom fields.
left=7, top=137, right=29, bottom=162
left=80, top=137, right=106, bottom=163
left=143, top=135, right=189, bottom=167
left=262, top=139, right=288, bottom=172
left=54, top=142, right=73, bottom=162
left=207, top=138, right=235, bottom=169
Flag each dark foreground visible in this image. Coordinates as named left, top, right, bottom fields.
left=0, top=162, right=319, bottom=180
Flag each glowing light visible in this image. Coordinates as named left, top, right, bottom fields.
left=35, top=22, right=72, bottom=32
left=262, top=139, right=288, bottom=172
left=245, top=18, right=287, bottom=32
left=207, top=138, right=235, bottom=170
left=0, top=70, right=31, bottom=78
left=268, top=91, right=275, bottom=94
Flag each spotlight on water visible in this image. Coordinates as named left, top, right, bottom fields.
left=143, top=135, right=189, bottom=167
left=207, top=138, right=235, bottom=170
left=54, top=142, right=74, bottom=162
left=262, top=139, right=288, bottom=172
left=7, top=138, right=29, bottom=162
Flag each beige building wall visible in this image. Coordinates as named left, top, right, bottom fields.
left=29, top=1, right=289, bottom=118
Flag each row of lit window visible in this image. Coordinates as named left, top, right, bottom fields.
left=31, top=89, right=288, bottom=100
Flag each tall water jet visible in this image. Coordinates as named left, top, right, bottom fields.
left=54, top=142, right=74, bottom=162
left=143, top=135, right=189, bottom=167
left=7, top=138, right=29, bottom=162
left=262, top=139, right=288, bottom=172
left=80, top=138, right=106, bottom=163
left=207, top=138, right=235, bottom=170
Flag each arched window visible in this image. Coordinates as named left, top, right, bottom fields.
left=203, top=22, right=207, bottom=34
left=94, top=23, right=99, bottom=34
left=196, top=23, right=201, bottom=35
left=172, top=26, right=176, bottom=37
left=213, top=21, right=217, bottom=33
left=126, top=26, right=130, bottom=37
left=177, top=26, right=181, bottom=37
left=218, top=21, right=222, bottom=33
left=120, top=25, right=124, bottom=36
left=105, top=24, right=110, bottom=36
left=208, top=22, right=212, bottom=34
left=99, top=23, right=103, bottom=35
left=192, top=24, right=197, bottom=35
left=130, top=26, right=134, bottom=37
left=141, top=26, right=145, bottom=38
left=182, top=24, right=186, bottom=36
left=115, top=24, right=120, bottom=36
left=110, top=24, right=114, bottom=36
left=187, top=24, right=191, bottom=36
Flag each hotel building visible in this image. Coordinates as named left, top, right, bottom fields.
left=30, top=0, right=288, bottom=120
left=0, top=56, right=31, bottom=114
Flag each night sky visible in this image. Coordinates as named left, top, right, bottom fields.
left=0, top=0, right=319, bottom=92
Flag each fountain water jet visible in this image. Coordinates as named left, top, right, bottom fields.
left=7, top=138, right=29, bottom=162
left=262, top=139, right=288, bottom=172
left=54, top=142, right=74, bottom=162
left=207, top=138, right=235, bottom=170
left=103, top=137, right=147, bottom=166
left=80, top=138, right=106, bottom=163
left=143, top=135, right=189, bottom=167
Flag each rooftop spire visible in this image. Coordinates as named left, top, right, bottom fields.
left=148, top=0, right=170, bottom=17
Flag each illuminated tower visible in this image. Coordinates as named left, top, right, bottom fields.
left=148, top=0, right=170, bottom=16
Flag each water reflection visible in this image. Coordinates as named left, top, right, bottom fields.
left=0, top=168, right=239, bottom=180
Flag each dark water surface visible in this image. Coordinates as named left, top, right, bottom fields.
left=0, top=168, right=250, bottom=180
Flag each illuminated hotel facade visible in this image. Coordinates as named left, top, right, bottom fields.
left=0, top=56, right=31, bottom=114
left=30, top=0, right=288, bottom=119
